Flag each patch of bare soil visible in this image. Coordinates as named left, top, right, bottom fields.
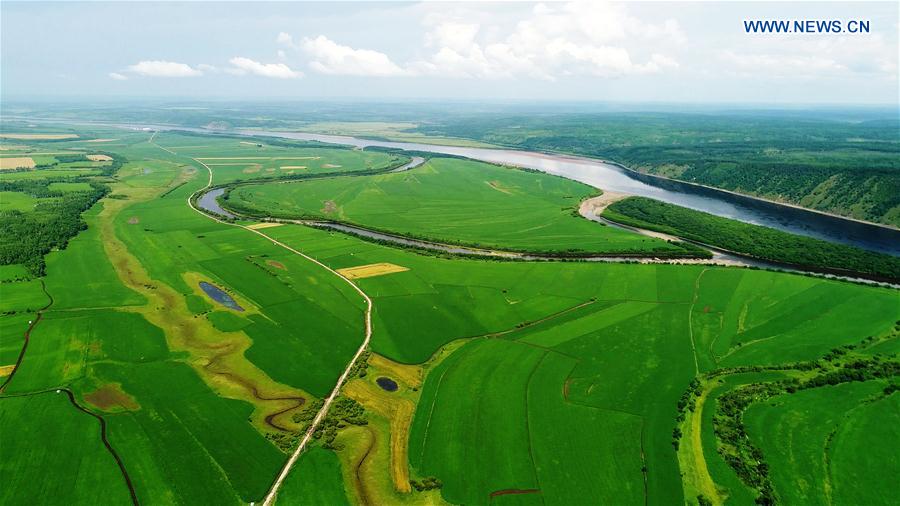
left=266, top=259, right=287, bottom=270
left=578, top=191, right=628, bottom=217
left=127, top=217, right=140, bottom=224
left=84, top=384, right=140, bottom=411
left=486, top=180, right=513, bottom=194
left=0, top=157, right=35, bottom=170
left=321, top=200, right=338, bottom=214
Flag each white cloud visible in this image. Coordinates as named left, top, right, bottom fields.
left=277, top=31, right=297, bottom=49
left=108, top=72, right=128, bottom=81
left=227, top=57, right=303, bottom=79
left=302, top=35, right=407, bottom=76
left=126, top=60, right=203, bottom=77
left=295, top=1, right=683, bottom=80
left=197, top=63, right=218, bottom=73
left=410, top=1, right=683, bottom=79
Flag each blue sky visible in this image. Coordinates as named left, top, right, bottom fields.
left=2, top=1, right=897, bottom=104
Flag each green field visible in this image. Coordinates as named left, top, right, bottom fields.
left=263, top=223, right=899, bottom=505
left=225, top=157, right=694, bottom=256
left=1, top=123, right=897, bottom=506
left=745, top=380, right=897, bottom=504
left=0, top=392, right=134, bottom=505
left=148, top=131, right=406, bottom=184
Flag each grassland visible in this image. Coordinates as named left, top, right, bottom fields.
left=744, top=380, right=895, bottom=504
left=0, top=392, right=133, bottom=504
left=0, top=127, right=374, bottom=504
left=148, top=131, right=406, bottom=184
left=225, top=157, right=694, bottom=256
left=2, top=123, right=897, bottom=506
left=262, top=223, right=898, bottom=505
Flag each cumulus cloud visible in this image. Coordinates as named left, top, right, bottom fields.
left=227, top=57, right=303, bottom=79
left=408, top=1, right=683, bottom=79
left=126, top=60, right=203, bottom=77
left=277, top=31, right=297, bottom=49
left=292, top=1, right=683, bottom=80
left=108, top=72, right=128, bottom=81
left=302, top=35, right=407, bottom=76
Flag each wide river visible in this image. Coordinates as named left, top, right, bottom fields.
left=33, top=116, right=891, bottom=256
left=232, top=129, right=898, bottom=256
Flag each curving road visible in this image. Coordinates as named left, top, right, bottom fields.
left=180, top=153, right=374, bottom=506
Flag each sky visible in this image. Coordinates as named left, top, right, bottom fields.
left=2, top=1, right=898, bottom=105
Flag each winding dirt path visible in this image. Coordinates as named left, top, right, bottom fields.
left=184, top=154, right=373, bottom=506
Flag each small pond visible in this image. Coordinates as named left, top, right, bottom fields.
left=199, top=281, right=244, bottom=312
left=376, top=377, right=398, bottom=392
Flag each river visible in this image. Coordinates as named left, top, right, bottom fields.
left=11, top=116, right=896, bottom=255
left=235, top=129, right=899, bottom=256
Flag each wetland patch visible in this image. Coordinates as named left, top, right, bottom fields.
left=199, top=281, right=244, bottom=312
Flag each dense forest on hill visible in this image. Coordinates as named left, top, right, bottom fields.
left=604, top=196, right=900, bottom=281
left=419, top=113, right=900, bottom=226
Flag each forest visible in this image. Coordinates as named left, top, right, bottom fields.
left=0, top=154, right=121, bottom=276
left=603, top=196, right=900, bottom=281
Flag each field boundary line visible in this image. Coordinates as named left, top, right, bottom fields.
left=686, top=269, right=708, bottom=376
left=0, top=387, right=140, bottom=505
left=0, top=280, right=53, bottom=392
left=179, top=152, right=373, bottom=506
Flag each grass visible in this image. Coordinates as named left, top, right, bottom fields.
left=0, top=392, right=134, bottom=505
left=275, top=446, right=350, bottom=505
left=828, top=388, right=899, bottom=505
left=0, top=190, right=46, bottom=211
left=744, top=380, right=896, bottom=504
left=225, top=157, right=692, bottom=256
left=0, top=278, right=49, bottom=313
left=149, top=131, right=405, bottom=184
left=3, top=124, right=897, bottom=506
left=264, top=223, right=897, bottom=505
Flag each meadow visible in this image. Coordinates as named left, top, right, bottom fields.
left=263, top=223, right=899, bottom=505
left=0, top=128, right=372, bottom=504
left=1, top=124, right=896, bottom=506
left=225, top=157, right=694, bottom=256
left=148, top=131, right=406, bottom=184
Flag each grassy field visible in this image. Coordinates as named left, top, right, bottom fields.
left=744, top=380, right=895, bottom=504
left=0, top=392, right=134, bottom=505
left=148, top=131, right=406, bottom=184
left=264, top=223, right=898, bottom=505
left=2, top=123, right=897, bottom=506
left=0, top=128, right=373, bottom=504
left=225, top=156, right=693, bottom=256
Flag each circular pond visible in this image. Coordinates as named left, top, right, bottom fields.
left=376, top=377, right=398, bottom=392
